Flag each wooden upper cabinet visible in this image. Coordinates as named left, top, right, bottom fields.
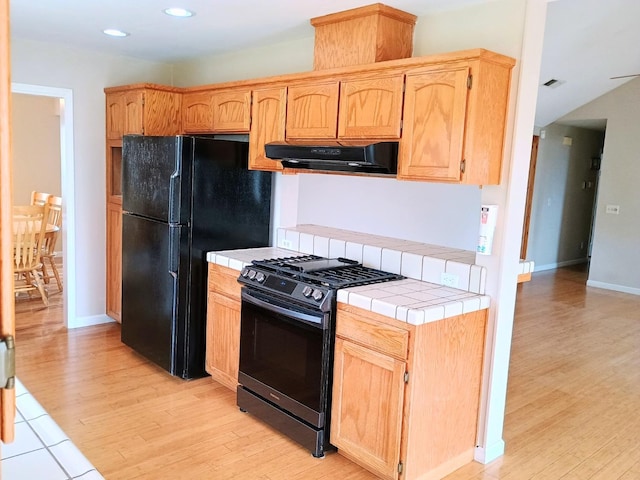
left=212, top=90, right=251, bottom=132
left=123, top=90, right=145, bottom=135
left=106, top=86, right=181, bottom=139
left=249, top=87, right=286, bottom=172
left=398, top=65, right=469, bottom=183
left=182, top=91, right=214, bottom=132
left=398, top=56, right=513, bottom=185
left=106, top=90, right=145, bottom=138
left=106, top=92, right=125, bottom=139
left=182, top=89, right=251, bottom=133
left=286, top=81, right=339, bottom=139
left=338, top=75, right=404, bottom=139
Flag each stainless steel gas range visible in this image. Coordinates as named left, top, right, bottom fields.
left=236, top=254, right=403, bottom=457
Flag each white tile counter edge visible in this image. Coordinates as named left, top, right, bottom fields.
left=206, top=246, right=490, bottom=325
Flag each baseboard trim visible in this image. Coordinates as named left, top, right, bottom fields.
left=586, top=280, right=640, bottom=296
left=534, top=258, right=588, bottom=272
left=474, top=439, right=505, bottom=464
left=68, top=314, right=115, bottom=329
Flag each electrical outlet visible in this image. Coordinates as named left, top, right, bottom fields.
left=440, top=273, right=459, bottom=288
left=605, top=205, right=620, bottom=215
left=281, top=239, right=293, bottom=249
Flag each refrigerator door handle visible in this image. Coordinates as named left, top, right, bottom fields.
left=168, top=169, right=181, bottom=225
left=168, top=226, right=180, bottom=278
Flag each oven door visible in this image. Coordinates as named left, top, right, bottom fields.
left=238, top=288, right=331, bottom=428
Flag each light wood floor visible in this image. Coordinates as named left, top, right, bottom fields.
left=12, top=264, right=640, bottom=479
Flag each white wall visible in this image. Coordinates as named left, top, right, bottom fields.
left=560, top=78, right=640, bottom=294
left=11, top=38, right=174, bottom=323
left=11, top=93, right=61, bottom=205
left=296, top=174, right=482, bottom=250
left=528, top=124, right=604, bottom=270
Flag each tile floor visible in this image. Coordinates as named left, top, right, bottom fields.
left=1, top=378, right=104, bottom=479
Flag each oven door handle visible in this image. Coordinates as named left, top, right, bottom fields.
left=241, top=290, right=324, bottom=326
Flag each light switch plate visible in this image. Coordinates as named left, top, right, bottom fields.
left=441, top=273, right=459, bottom=288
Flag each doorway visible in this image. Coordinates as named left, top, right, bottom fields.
left=11, top=83, right=76, bottom=327
left=521, top=125, right=605, bottom=274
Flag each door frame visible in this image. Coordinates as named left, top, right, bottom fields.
left=1, top=0, right=15, bottom=443
left=520, top=135, right=539, bottom=259
left=11, top=83, right=76, bottom=327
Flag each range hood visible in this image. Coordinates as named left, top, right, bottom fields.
left=265, top=141, right=398, bottom=175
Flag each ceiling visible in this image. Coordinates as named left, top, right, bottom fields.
left=9, top=0, right=640, bottom=128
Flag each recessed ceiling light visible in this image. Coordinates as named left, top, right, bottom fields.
left=103, top=29, right=129, bottom=37
left=163, top=7, right=195, bottom=17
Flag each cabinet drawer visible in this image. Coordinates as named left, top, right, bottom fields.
left=208, top=263, right=241, bottom=300
left=336, top=307, right=409, bottom=360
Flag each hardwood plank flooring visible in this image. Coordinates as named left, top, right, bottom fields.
left=12, top=263, right=640, bottom=479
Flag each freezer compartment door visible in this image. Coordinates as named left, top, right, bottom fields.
left=122, top=135, right=193, bottom=224
left=121, top=214, right=190, bottom=376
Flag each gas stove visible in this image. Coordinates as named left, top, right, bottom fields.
left=238, top=254, right=404, bottom=312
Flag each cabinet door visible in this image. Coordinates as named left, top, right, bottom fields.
left=106, top=92, right=125, bottom=140
left=213, top=90, right=251, bottom=132
left=338, top=75, right=404, bottom=139
left=398, top=66, right=469, bottom=182
left=106, top=202, right=122, bottom=322
left=123, top=90, right=145, bottom=135
left=286, top=82, right=339, bottom=139
left=182, top=91, right=214, bottom=133
left=331, top=337, right=405, bottom=480
left=248, top=87, right=285, bottom=172
left=206, top=291, right=241, bottom=390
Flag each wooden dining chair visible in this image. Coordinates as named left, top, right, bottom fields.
left=30, top=190, right=51, bottom=206
left=13, top=204, right=50, bottom=306
left=39, top=195, right=63, bottom=292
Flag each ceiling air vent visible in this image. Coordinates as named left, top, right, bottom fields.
left=543, top=78, right=559, bottom=87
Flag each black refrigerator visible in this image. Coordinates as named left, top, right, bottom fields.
left=121, top=135, right=272, bottom=379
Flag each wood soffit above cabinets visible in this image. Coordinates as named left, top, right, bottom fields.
left=179, top=48, right=515, bottom=94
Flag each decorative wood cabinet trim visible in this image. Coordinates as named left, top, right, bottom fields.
left=249, top=87, right=286, bottom=172
left=286, top=81, right=339, bottom=139
left=338, top=75, right=404, bottom=139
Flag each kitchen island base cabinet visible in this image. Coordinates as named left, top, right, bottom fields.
left=206, top=263, right=242, bottom=391
left=331, top=304, right=487, bottom=480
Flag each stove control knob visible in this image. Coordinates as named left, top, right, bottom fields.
left=256, top=272, right=266, bottom=283
left=248, top=270, right=257, bottom=280
left=312, top=289, right=324, bottom=302
left=241, top=267, right=250, bottom=278
left=302, top=286, right=313, bottom=297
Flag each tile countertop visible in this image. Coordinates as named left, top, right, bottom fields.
left=206, top=245, right=491, bottom=326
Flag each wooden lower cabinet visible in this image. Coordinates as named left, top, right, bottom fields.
left=331, top=303, right=488, bottom=480
left=106, top=201, right=122, bottom=322
left=331, top=337, right=406, bottom=479
left=205, top=263, right=242, bottom=390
